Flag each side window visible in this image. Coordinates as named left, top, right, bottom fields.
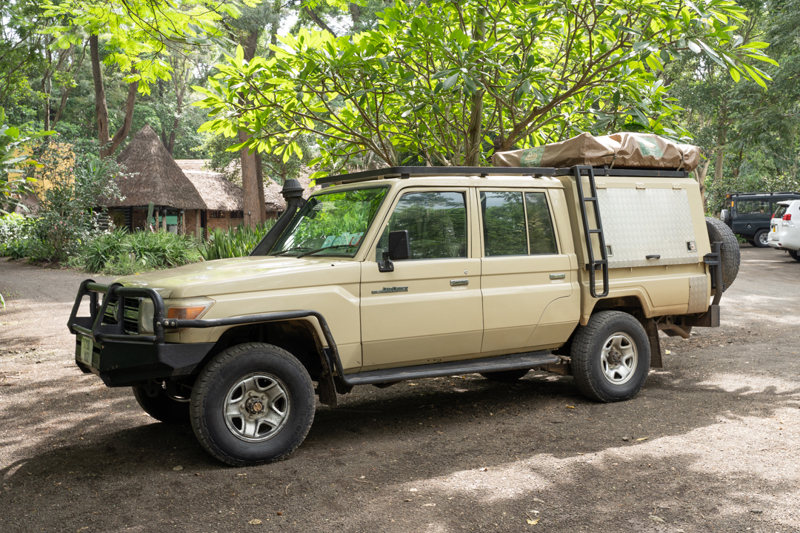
left=525, top=192, right=558, bottom=254
left=376, top=191, right=467, bottom=260
left=737, top=200, right=770, bottom=215
left=481, top=191, right=527, bottom=256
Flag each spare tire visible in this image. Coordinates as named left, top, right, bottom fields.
left=706, top=217, right=740, bottom=290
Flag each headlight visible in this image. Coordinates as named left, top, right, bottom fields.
left=138, top=297, right=214, bottom=334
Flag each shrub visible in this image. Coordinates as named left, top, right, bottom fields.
left=28, top=139, right=125, bottom=263
left=201, top=221, right=275, bottom=260
left=72, top=229, right=202, bottom=275
left=0, top=213, right=35, bottom=256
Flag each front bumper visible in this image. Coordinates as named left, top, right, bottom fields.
left=68, top=280, right=214, bottom=387
left=74, top=336, right=214, bottom=386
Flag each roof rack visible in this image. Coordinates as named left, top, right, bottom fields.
left=726, top=191, right=800, bottom=197
left=315, top=166, right=690, bottom=186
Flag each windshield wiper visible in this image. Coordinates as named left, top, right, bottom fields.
left=273, top=246, right=314, bottom=256
left=296, top=244, right=356, bottom=258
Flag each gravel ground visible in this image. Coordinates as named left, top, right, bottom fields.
left=1, top=247, right=799, bottom=533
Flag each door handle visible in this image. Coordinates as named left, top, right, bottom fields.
left=549, top=273, right=566, bottom=280
left=450, top=279, right=469, bottom=287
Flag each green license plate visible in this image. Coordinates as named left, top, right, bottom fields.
left=80, top=336, right=94, bottom=366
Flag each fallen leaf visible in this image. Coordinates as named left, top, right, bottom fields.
left=566, top=405, right=575, bottom=409
left=527, top=518, right=540, bottom=525
left=276, top=511, right=283, bottom=516
left=649, top=515, right=665, bottom=523
left=636, top=437, right=648, bottom=442
left=423, top=503, right=436, bottom=507
left=172, top=466, right=183, bottom=471
left=248, top=519, right=262, bottom=525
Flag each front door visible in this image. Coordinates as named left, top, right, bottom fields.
left=361, top=189, right=483, bottom=369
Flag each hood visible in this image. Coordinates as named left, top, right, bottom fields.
left=116, top=256, right=360, bottom=299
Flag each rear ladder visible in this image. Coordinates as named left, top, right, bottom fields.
left=572, top=165, right=609, bottom=298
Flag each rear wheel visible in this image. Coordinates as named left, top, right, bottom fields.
left=789, top=249, right=800, bottom=262
left=190, top=342, right=315, bottom=467
left=570, top=311, right=650, bottom=403
left=480, top=369, right=530, bottom=382
left=754, top=228, right=770, bottom=248
left=133, top=383, right=190, bottom=424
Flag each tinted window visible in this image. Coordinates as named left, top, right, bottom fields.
left=378, top=192, right=467, bottom=260
left=526, top=192, right=558, bottom=254
left=481, top=191, right=527, bottom=256
left=773, top=205, right=788, bottom=219
left=737, top=200, right=770, bottom=215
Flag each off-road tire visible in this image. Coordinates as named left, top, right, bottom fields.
left=754, top=228, right=770, bottom=248
left=133, top=383, right=190, bottom=424
left=706, top=217, right=740, bottom=290
left=190, top=342, right=315, bottom=467
left=571, top=311, right=650, bottom=403
left=789, top=249, right=800, bottom=262
left=480, top=369, right=530, bottom=382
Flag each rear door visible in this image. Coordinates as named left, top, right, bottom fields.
left=479, top=189, right=577, bottom=353
left=360, top=188, right=483, bottom=369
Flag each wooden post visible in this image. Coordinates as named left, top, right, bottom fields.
left=180, top=210, right=185, bottom=235
left=196, top=209, right=201, bottom=240
left=162, top=209, right=167, bottom=232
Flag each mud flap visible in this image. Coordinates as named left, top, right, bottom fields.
left=640, top=317, right=663, bottom=368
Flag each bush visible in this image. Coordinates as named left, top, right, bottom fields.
left=71, top=229, right=203, bottom=275
left=201, top=221, right=275, bottom=260
left=0, top=213, right=36, bottom=256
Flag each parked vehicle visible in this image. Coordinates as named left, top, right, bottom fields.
left=721, top=191, right=800, bottom=247
left=68, top=137, right=740, bottom=466
left=768, top=199, right=800, bottom=261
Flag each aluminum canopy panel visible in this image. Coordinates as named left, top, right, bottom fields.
left=597, top=188, right=700, bottom=268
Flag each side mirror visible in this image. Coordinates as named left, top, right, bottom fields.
left=379, top=230, right=410, bottom=272
left=388, top=230, right=410, bottom=260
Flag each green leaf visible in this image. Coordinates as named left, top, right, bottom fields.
left=442, top=73, right=460, bottom=90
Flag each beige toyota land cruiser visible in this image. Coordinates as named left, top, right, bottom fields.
left=68, top=134, right=740, bottom=466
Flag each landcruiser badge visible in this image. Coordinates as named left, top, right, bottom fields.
left=371, top=287, right=409, bottom=294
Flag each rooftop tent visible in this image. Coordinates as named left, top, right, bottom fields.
left=492, top=132, right=701, bottom=171
left=107, top=125, right=206, bottom=210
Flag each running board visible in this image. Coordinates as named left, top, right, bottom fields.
left=341, top=351, right=560, bottom=386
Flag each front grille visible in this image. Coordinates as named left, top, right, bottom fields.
left=102, top=297, right=141, bottom=334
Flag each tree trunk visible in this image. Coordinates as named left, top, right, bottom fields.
left=238, top=30, right=265, bottom=228
left=695, top=157, right=711, bottom=213
left=90, top=35, right=110, bottom=148
left=464, top=8, right=486, bottom=166
left=304, top=7, right=337, bottom=36
left=91, top=34, right=138, bottom=158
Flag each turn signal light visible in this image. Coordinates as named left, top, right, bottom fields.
left=167, top=306, right=207, bottom=320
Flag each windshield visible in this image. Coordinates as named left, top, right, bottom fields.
left=266, top=186, right=389, bottom=257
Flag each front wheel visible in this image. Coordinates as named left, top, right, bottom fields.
left=190, top=343, right=315, bottom=467
left=570, top=311, right=650, bottom=403
left=789, top=249, right=800, bottom=262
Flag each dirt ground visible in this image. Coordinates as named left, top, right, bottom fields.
left=1, top=247, right=799, bottom=533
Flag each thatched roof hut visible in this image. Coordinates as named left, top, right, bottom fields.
left=175, top=160, right=243, bottom=211
left=109, top=125, right=205, bottom=209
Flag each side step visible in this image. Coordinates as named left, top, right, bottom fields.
left=341, top=351, right=560, bottom=386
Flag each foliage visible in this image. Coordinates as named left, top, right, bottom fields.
left=201, top=220, right=276, bottom=260
left=197, top=0, right=775, bottom=175
left=71, top=228, right=202, bottom=274
left=0, top=213, right=36, bottom=256
left=0, top=107, right=53, bottom=214
left=29, top=138, right=124, bottom=262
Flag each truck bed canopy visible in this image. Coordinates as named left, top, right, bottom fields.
left=492, top=132, right=700, bottom=172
